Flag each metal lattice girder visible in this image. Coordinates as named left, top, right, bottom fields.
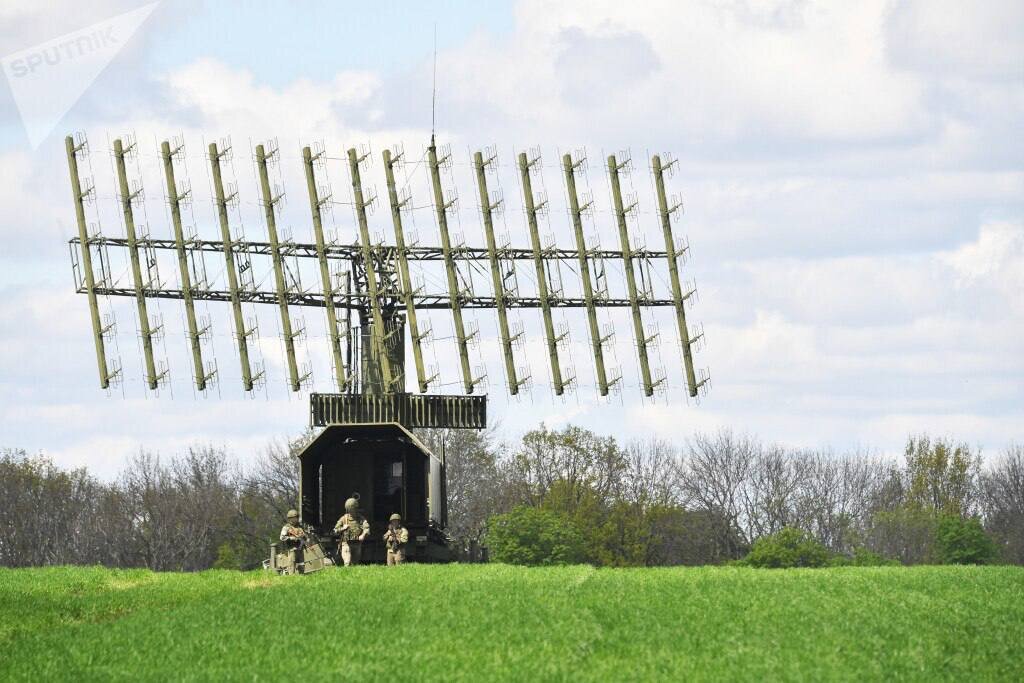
left=209, top=142, right=255, bottom=391
left=383, top=148, right=431, bottom=394
left=519, top=151, right=566, bottom=395
left=652, top=154, right=703, bottom=398
left=161, top=140, right=211, bottom=391
left=428, top=142, right=477, bottom=394
left=310, top=392, right=486, bottom=430
left=474, top=150, right=523, bottom=394
left=563, top=153, right=610, bottom=396
left=302, top=145, right=349, bottom=390
left=68, top=236, right=673, bottom=263
left=70, top=278, right=676, bottom=310
left=113, top=137, right=162, bottom=390
left=256, top=143, right=303, bottom=392
left=608, top=154, right=656, bottom=397
left=66, top=135, right=111, bottom=389
left=347, top=147, right=395, bottom=393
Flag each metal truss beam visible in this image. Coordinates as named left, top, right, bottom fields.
left=68, top=235, right=670, bottom=263
left=72, top=280, right=675, bottom=310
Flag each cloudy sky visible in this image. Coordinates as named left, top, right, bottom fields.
left=1, top=0, right=1021, bottom=476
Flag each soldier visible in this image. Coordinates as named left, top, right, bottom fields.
left=280, top=509, right=306, bottom=572
left=334, top=497, right=370, bottom=566
left=383, top=513, right=409, bottom=566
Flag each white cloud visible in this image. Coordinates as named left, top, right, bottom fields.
left=886, top=0, right=1024, bottom=81
left=435, top=0, right=929, bottom=146
left=940, top=221, right=1024, bottom=308
left=0, top=2, right=1021, bottom=473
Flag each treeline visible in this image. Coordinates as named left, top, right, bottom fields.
left=0, top=435, right=308, bottom=570
left=1, top=427, right=1021, bottom=569
left=430, top=427, right=1024, bottom=567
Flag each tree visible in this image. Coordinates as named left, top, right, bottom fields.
left=244, top=431, right=309, bottom=520
left=935, top=515, right=999, bottom=565
left=0, top=448, right=123, bottom=567
left=979, top=444, right=1024, bottom=564
left=741, top=527, right=831, bottom=568
left=865, top=506, right=937, bottom=564
left=418, top=427, right=507, bottom=555
left=504, top=424, right=626, bottom=510
left=119, top=447, right=239, bottom=572
left=679, top=430, right=757, bottom=557
left=903, top=435, right=980, bottom=517
left=485, top=506, right=585, bottom=566
left=223, top=431, right=314, bottom=569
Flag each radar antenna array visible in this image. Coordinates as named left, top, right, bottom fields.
left=66, top=134, right=710, bottom=427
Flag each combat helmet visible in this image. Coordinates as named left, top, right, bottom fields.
left=286, top=508, right=299, bottom=520
left=389, top=513, right=402, bottom=522
left=344, top=497, right=359, bottom=513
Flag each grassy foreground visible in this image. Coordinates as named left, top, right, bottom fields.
left=0, top=565, right=1021, bottom=682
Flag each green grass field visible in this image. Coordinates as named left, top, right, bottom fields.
left=1, top=565, right=1021, bottom=681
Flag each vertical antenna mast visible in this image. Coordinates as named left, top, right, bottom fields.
left=653, top=154, right=703, bottom=398
left=431, top=23, right=437, bottom=141
left=161, top=140, right=210, bottom=391
left=113, top=137, right=161, bottom=390
left=348, top=146, right=395, bottom=393
left=66, top=135, right=111, bottom=389
left=608, top=153, right=655, bottom=397
left=564, top=152, right=609, bottom=396
left=519, top=151, right=566, bottom=395
left=256, top=143, right=303, bottom=392
left=383, top=148, right=430, bottom=393
left=302, top=145, right=349, bottom=391
left=209, top=141, right=255, bottom=391
left=428, top=143, right=476, bottom=394
left=475, top=150, right=522, bottom=394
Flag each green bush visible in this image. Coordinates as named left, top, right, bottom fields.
left=485, top=506, right=585, bottom=566
left=829, top=547, right=901, bottom=567
left=935, top=515, right=999, bottom=565
left=741, top=527, right=831, bottom=568
left=849, top=547, right=900, bottom=566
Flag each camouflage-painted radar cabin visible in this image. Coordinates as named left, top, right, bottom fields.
left=296, top=422, right=450, bottom=563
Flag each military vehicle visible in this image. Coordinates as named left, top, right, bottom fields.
left=289, top=421, right=453, bottom=564
left=266, top=418, right=465, bottom=569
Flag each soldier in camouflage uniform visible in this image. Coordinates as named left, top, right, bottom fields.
left=280, top=509, right=306, bottom=570
left=383, top=513, right=409, bottom=566
left=333, top=497, right=369, bottom=566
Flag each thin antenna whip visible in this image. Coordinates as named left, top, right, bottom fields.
left=431, top=23, right=437, bottom=146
